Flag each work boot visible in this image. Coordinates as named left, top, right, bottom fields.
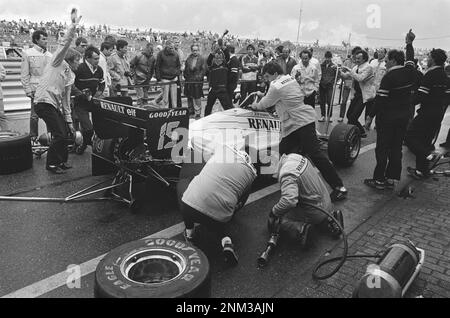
left=364, top=179, right=386, bottom=190
left=222, top=237, right=238, bottom=266
left=46, top=165, right=66, bottom=175
left=75, top=144, right=87, bottom=155
left=59, top=163, right=73, bottom=170
left=330, top=187, right=348, bottom=202
left=407, top=167, right=427, bottom=180
left=327, top=210, right=344, bottom=239
left=279, top=219, right=311, bottom=248
left=183, top=228, right=196, bottom=244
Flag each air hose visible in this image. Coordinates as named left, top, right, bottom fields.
left=301, top=202, right=383, bottom=280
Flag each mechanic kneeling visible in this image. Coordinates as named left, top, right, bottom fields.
left=268, top=153, right=344, bottom=245
left=179, top=146, right=257, bottom=266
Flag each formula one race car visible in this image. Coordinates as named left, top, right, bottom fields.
left=90, top=97, right=361, bottom=208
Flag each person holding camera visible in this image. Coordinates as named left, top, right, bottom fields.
left=33, top=9, right=82, bottom=174
left=267, top=153, right=344, bottom=246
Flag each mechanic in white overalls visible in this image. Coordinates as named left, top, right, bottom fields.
left=178, top=145, right=257, bottom=266
left=250, top=61, right=348, bottom=202
left=268, top=153, right=344, bottom=244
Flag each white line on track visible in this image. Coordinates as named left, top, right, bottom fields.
left=3, top=142, right=377, bottom=298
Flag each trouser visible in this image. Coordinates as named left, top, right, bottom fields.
left=135, top=85, right=150, bottom=106
left=340, top=86, right=351, bottom=118
left=405, top=115, right=443, bottom=174
left=373, top=116, right=409, bottom=181
left=239, top=81, right=257, bottom=108
left=319, top=85, right=334, bottom=117
left=187, top=97, right=202, bottom=117
left=279, top=122, right=344, bottom=189
left=204, top=88, right=233, bottom=116
left=182, top=202, right=230, bottom=240
left=29, top=97, right=39, bottom=137
left=0, top=98, right=9, bottom=131
left=347, top=94, right=367, bottom=135
left=227, top=83, right=237, bottom=104
left=74, top=104, right=94, bottom=148
left=34, top=103, right=69, bottom=167
left=304, top=91, right=317, bottom=109
left=161, top=79, right=178, bottom=108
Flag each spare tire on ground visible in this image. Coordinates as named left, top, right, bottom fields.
left=94, top=238, right=211, bottom=298
left=0, top=131, right=33, bottom=175
left=328, top=124, right=361, bottom=167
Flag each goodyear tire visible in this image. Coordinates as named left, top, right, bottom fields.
left=0, top=131, right=32, bottom=175
left=328, top=124, right=361, bottom=167
left=94, top=238, right=211, bottom=298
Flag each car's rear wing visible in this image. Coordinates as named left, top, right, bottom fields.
left=92, top=97, right=189, bottom=160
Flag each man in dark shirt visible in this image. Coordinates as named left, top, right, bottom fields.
left=404, top=32, right=450, bottom=178
left=439, top=64, right=450, bottom=148
left=319, top=51, right=337, bottom=121
left=364, top=31, right=419, bottom=189
left=226, top=46, right=240, bottom=103
left=204, top=49, right=233, bottom=116
left=73, top=45, right=105, bottom=154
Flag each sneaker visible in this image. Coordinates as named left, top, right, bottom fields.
left=330, top=187, right=348, bottom=202
left=327, top=210, right=344, bottom=239
left=407, top=167, right=426, bottom=180
left=59, top=163, right=73, bottom=170
left=183, top=228, right=195, bottom=244
left=364, top=179, right=386, bottom=190
left=384, top=179, right=395, bottom=190
left=222, top=237, right=238, bottom=266
left=427, top=152, right=443, bottom=170
left=46, top=165, right=66, bottom=174
left=338, top=117, right=344, bottom=123
left=75, top=145, right=87, bottom=155
left=319, top=116, right=325, bottom=122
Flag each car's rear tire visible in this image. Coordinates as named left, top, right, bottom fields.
left=94, top=238, right=211, bottom=298
left=0, top=131, right=33, bottom=175
left=328, top=124, right=361, bottom=167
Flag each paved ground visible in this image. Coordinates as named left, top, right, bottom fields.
left=0, top=106, right=449, bottom=298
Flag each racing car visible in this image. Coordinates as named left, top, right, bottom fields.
left=91, top=96, right=361, bottom=209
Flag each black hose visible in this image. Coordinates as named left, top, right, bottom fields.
left=301, top=202, right=383, bottom=280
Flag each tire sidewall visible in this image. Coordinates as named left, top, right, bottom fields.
left=95, top=238, right=210, bottom=298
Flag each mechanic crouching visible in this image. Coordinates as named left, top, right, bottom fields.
left=178, top=146, right=257, bottom=266
left=268, top=153, right=344, bottom=246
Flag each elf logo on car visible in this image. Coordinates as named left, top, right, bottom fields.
left=149, top=109, right=188, bottom=119
left=247, top=118, right=281, bottom=131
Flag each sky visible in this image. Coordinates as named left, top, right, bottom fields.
left=1, top=0, right=450, bottom=49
